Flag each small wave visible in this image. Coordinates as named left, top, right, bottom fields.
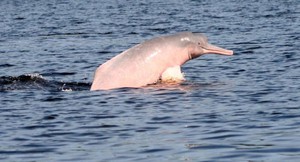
left=0, top=74, right=91, bottom=92
left=0, top=63, right=15, bottom=67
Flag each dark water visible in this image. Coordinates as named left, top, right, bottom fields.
left=1, top=0, right=300, bottom=161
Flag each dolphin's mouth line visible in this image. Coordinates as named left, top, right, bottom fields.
left=200, top=46, right=215, bottom=52
left=202, top=46, right=217, bottom=52
left=202, top=46, right=233, bottom=55
left=203, top=47, right=218, bottom=52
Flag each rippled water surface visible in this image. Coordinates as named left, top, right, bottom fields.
left=1, top=0, right=300, bottom=161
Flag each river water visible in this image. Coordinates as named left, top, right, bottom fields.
left=1, top=0, right=299, bottom=161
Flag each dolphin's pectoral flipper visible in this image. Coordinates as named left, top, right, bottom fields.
left=161, top=66, right=185, bottom=83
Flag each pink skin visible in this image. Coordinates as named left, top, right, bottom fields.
left=91, top=32, right=233, bottom=90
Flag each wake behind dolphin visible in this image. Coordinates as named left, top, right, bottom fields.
left=0, top=74, right=91, bottom=92
left=91, top=32, right=233, bottom=90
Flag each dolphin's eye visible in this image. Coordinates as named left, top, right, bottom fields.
left=198, top=42, right=202, bottom=46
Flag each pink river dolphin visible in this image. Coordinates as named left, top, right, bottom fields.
left=91, top=32, right=233, bottom=90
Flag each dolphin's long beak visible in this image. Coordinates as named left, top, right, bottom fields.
left=203, top=43, right=233, bottom=56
